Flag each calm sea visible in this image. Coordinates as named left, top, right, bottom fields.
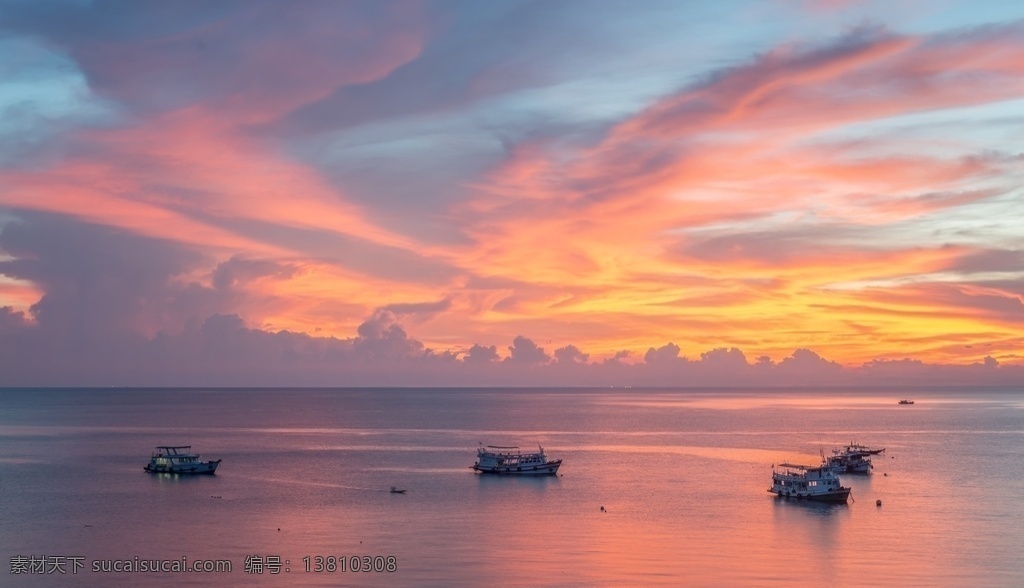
left=1, top=387, right=1022, bottom=587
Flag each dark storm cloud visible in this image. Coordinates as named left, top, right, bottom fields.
left=0, top=213, right=208, bottom=338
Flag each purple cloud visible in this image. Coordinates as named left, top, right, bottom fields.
left=463, top=343, right=499, bottom=364
left=644, top=342, right=683, bottom=365
left=505, top=335, right=550, bottom=365
left=553, top=344, right=589, bottom=365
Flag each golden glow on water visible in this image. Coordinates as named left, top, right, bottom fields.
left=1, top=388, right=1022, bottom=586
left=597, top=392, right=925, bottom=410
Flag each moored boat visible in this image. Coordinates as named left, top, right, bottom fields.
left=826, top=444, right=874, bottom=474
left=472, top=444, right=561, bottom=475
left=827, top=452, right=872, bottom=474
left=769, top=461, right=850, bottom=503
left=144, top=446, right=221, bottom=475
left=845, top=442, right=885, bottom=455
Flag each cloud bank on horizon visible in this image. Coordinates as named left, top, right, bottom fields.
left=1, top=0, right=1022, bottom=386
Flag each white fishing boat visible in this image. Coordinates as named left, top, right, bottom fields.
left=827, top=444, right=874, bottom=474
left=769, top=461, right=850, bottom=503
left=143, top=446, right=221, bottom=475
left=472, top=445, right=561, bottom=475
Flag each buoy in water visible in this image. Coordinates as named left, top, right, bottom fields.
left=600, top=506, right=605, bottom=512
left=876, top=499, right=882, bottom=506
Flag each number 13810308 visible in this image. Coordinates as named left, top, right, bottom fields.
left=303, top=555, right=397, bottom=573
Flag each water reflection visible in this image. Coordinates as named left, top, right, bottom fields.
left=474, top=473, right=561, bottom=489
left=146, top=472, right=219, bottom=485
left=771, top=495, right=850, bottom=517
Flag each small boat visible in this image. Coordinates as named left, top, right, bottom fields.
left=844, top=442, right=885, bottom=455
left=472, top=444, right=562, bottom=475
left=390, top=486, right=406, bottom=494
left=898, top=399, right=915, bottom=405
left=769, top=460, right=850, bottom=503
left=143, top=446, right=221, bottom=475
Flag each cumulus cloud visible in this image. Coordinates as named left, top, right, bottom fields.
left=463, top=343, right=499, bottom=364
left=605, top=350, right=633, bottom=364
left=699, top=347, right=749, bottom=368
left=505, top=335, right=550, bottom=365
left=553, top=344, right=589, bottom=365
left=644, top=342, right=683, bottom=365
left=354, top=310, right=425, bottom=361
left=777, top=348, right=843, bottom=375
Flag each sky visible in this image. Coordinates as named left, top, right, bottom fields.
left=0, top=0, right=1022, bottom=387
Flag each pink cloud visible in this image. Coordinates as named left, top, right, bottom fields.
left=461, top=23, right=1024, bottom=292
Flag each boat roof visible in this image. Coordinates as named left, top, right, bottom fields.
left=776, top=462, right=821, bottom=470
left=479, top=445, right=548, bottom=456
left=155, top=446, right=195, bottom=453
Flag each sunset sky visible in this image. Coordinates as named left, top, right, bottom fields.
left=1, top=0, right=1022, bottom=386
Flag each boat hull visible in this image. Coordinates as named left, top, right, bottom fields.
left=473, top=460, right=561, bottom=476
left=768, top=488, right=850, bottom=503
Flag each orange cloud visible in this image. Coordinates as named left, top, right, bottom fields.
left=445, top=23, right=1024, bottom=365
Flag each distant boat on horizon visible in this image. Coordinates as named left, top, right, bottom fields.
left=898, top=399, right=915, bottom=405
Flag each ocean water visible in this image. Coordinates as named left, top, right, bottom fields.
left=1, top=387, right=1022, bottom=587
